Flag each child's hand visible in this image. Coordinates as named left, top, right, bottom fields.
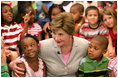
left=5, top=46, right=12, bottom=57
left=23, top=11, right=32, bottom=25
left=43, top=22, right=50, bottom=33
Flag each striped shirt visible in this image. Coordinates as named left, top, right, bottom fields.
left=78, top=55, right=109, bottom=77
left=1, top=23, right=23, bottom=48
left=79, top=23, right=109, bottom=41
left=20, top=22, right=42, bottom=36
left=108, top=57, right=117, bottom=77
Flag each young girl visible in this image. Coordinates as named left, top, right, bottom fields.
left=43, top=4, right=65, bottom=39
left=1, top=3, right=21, bottom=61
left=12, top=34, right=45, bottom=77
left=1, top=3, right=22, bottom=48
left=70, top=3, right=85, bottom=37
left=79, top=6, right=109, bottom=41
left=19, top=4, right=42, bottom=41
left=102, top=7, right=117, bottom=59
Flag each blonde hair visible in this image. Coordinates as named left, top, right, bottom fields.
left=101, top=7, right=117, bottom=26
left=51, top=12, right=75, bottom=36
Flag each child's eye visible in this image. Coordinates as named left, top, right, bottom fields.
left=94, top=47, right=98, bottom=50
left=31, top=44, right=35, bottom=47
left=23, top=46, right=27, bottom=49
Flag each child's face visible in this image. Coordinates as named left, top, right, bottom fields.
left=86, top=10, right=98, bottom=25
left=21, top=37, right=38, bottom=58
left=70, top=6, right=82, bottom=23
left=2, top=5, right=13, bottom=23
left=103, top=15, right=115, bottom=28
left=51, top=8, right=62, bottom=20
left=24, top=7, right=35, bottom=23
left=88, top=40, right=105, bottom=62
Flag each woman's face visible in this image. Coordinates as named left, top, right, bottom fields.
left=52, top=28, right=72, bottom=47
left=103, top=15, right=115, bottom=28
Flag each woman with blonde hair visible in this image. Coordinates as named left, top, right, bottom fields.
left=9, top=12, right=89, bottom=77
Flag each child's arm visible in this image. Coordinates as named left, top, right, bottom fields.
left=43, top=22, right=50, bottom=33
left=43, top=62, right=46, bottom=77
left=17, top=62, right=26, bottom=77
left=37, top=33, right=42, bottom=41
left=108, top=70, right=115, bottom=77
left=21, top=11, right=32, bottom=38
left=75, top=17, right=85, bottom=34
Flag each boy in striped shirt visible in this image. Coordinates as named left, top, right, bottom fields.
left=78, top=35, right=109, bottom=77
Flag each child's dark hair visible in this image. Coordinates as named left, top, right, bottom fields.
left=17, top=34, right=39, bottom=55
left=18, top=4, right=32, bottom=23
left=85, top=6, right=100, bottom=22
left=48, top=4, right=65, bottom=21
left=1, top=3, right=13, bottom=24
left=71, top=3, right=84, bottom=13
left=92, top=35, right=109, bottom=49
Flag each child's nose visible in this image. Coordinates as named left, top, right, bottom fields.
left=28, top=46, right=32, bottom=51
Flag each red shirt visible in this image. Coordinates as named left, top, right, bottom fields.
left=109, top=29, right=117, bottom=47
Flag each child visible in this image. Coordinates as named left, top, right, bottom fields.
left=102, top=7, right=117, bottom=59
left=1, top=38, right=10, bottom=77
left=108, top=39, right=117, bottom=77
left=79, top=6, right=109, bottom=41
left=12, top=34, right=45, bottom=77
left=43, top=4, right=65, bottom=39
left=19, top=4, right=42, bottom=41
left=70, top=3, right=85, bottom=37
left=1, top=3, right=21, bottom=61
left=78, top=35, right=109, bottom=77
left=1, top=3, right=23, bottom=48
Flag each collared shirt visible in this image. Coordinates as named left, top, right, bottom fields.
left=78, top=55, right=109, bottom=77
left=1, top=23, right=23, bottom=48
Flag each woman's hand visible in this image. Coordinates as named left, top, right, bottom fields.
left=9, top=60, right=25, bottom=77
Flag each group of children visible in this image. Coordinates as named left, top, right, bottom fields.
left=1, top=1, right=117, bottom=77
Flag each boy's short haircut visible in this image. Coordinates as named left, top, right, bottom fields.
left=85, top=6, right=100, bottom=21
left=71, top=3, right=84, bottom=13
left=92, top=35, right=109, bottom=49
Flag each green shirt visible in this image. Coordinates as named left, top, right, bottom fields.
left=78, top=55, right=109, bottom=77
left=1, top=64, right=10, bottom=77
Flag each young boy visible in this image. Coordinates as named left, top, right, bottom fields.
left=78, top=35, right=109, bottom=77
left=79, top=6, right=109, bottom=41
left=70, top=3, right=85, bottom=37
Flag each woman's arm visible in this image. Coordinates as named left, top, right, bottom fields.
left=9, top=60, right=25, bottom=77
left=17, top=62, right=26, bottom=77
